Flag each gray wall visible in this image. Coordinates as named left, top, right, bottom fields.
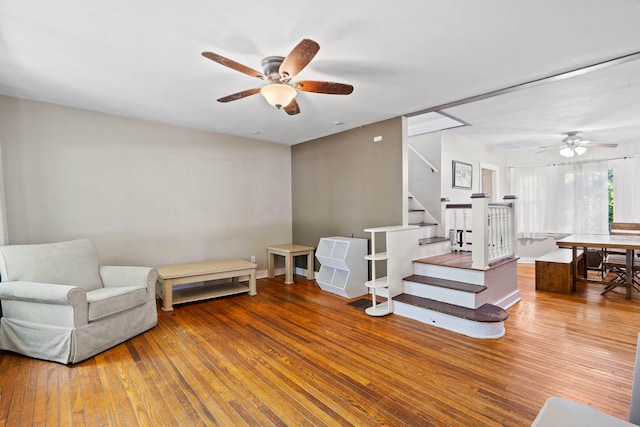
left=291, top=117, right=404, bottom=271
left=408, top=131, right=442, bottom=223
left=440, top=131, right=508, bottom=204
left=0, top=96, right=292, bottom=270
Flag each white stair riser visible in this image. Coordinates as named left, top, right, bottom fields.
left=414, top=241, right=450, bottom=259
left=403, top=280, right=480, bottom=309
left=408, top=195, right=424, bottom=211
left=394, top=301, right=505, bottom=339
left=418, top=224, right=438, bottom=239
left=408, top=210, right=425, bottom=224
left=412, top=262, right=486, bottom=285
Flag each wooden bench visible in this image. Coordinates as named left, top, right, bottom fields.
left=156, top=259, right=257, bottom=311
left=535, top=248, right=584, bottom=294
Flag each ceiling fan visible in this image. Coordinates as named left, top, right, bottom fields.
left=537, top=131, right=618, bottom=157
left=201, top=39, right=354, bottom=116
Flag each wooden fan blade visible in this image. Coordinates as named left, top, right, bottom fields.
left=295, top=80, right=354, bottom=95
left=279, top=39, right=320, bottom=79
left=202, top=52, right=265, bottom=79
left=283, top=98, right=300, bottom=116
left=217, top=88, right=261, bottom=103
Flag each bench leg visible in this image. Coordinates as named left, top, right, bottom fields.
left=306, top=250, right=315, bottom=280
left=572, top=247, right=577, bottom=292
left=161, top=279, right=174, bottom=312
left=284, top=253, right=294, bottom=284
left=249, top=269, right=257, bottom=295
left=267, top=250, right=275, bottom=278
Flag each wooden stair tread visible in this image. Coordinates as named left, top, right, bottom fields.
left=403, top=274, right=486, bottom=293
left=414, top=252, right=519, bottom=271
left=419, top=236, right=450, bottom=245
left=394, top=294, right=508, bottom=322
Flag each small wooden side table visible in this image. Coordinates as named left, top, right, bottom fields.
left=266, top=244, right=315, bottom=284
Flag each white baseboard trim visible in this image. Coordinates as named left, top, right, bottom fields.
left=255, top=267, right=317, bottom=280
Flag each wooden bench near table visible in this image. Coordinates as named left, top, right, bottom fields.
left=156, top=259, right=257, bottom=312
left=535, top=248, right=584, bottom=294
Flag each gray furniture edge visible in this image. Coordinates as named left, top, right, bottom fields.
left=532, top=333, right=640, bottom=426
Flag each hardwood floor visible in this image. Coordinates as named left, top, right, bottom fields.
left=2, top=264, right=640, bottom=426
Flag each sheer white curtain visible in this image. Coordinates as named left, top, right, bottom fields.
left=557, top=160, right=609, bottom=234
left=610, top=157, right=640, bottom=222
left=510, top=165, right=557, bottom=238
left=510, top=160, right=610, bottom=237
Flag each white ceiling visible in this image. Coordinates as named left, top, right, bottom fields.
left=1, top=0, right=640, bottom=149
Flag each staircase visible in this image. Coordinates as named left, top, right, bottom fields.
left=408, top=195, right=440, bottom=241
left=370, top=194, right=520, bottom=338
left=393, top=252, right=520, bottom=339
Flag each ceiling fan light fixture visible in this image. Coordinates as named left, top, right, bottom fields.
left=560, top=146, right=575, bottom=157
left=574, top=146, right=587, bottom=156
left=260, top=83, right=297, bottom=109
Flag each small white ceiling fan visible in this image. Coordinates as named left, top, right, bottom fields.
left=538, top=131, right=618, bottom=157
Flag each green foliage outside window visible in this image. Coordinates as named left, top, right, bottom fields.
left=608, top=170, right=614, bottom=225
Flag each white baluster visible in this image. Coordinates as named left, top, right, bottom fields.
left=452, top=209, right=459, bottom=251
left=462, top=209, right=468, bottom=251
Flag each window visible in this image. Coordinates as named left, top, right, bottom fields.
left=609, top=169, right=614, bottom=225
left=510, top=161, right=610, bottom=237
left=609, top=157, right=640, bottom=223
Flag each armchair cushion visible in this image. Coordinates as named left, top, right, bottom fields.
left=86, top=286, right=147, bottom=321
left=0, top=239, right=103, bottom=291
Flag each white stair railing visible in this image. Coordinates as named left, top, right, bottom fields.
left=408, top=144, right=439, bottom=173
left=442, top=199, right=472, bottom=252
left=444, top=194, right=518, bottom=269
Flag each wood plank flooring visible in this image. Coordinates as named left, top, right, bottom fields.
left=2, top=264, right=640, bottom=426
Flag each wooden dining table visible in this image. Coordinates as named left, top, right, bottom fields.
left=556, top=234, right=640, bottom=299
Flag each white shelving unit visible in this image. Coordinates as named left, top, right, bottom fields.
left=364, top=225, right=420, bottom=316
left=315, top=236, right=368, bottom=298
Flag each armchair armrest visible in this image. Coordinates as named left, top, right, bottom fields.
left=0, top=281, right=87, bottom=305
left=99, top=266, right=158, bottom=292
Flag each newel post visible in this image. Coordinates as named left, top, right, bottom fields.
left=440, top=198, right=450, bottom=239
left=471, top=193, right=490, bottom=269
left=504, top=195, right=518, bottom=257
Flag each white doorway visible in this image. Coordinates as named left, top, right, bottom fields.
left=480, top=163, right=499, bottom=202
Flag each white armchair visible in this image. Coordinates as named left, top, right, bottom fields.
left=0, top=239, right=158, bottom=364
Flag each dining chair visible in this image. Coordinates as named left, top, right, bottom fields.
left=602, top=223, right=640, bottom=296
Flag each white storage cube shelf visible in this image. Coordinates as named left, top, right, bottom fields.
left=315, top=236, right=367, bottom=298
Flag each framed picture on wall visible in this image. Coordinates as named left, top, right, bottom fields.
left=452, top=160, right=472, bottom=189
